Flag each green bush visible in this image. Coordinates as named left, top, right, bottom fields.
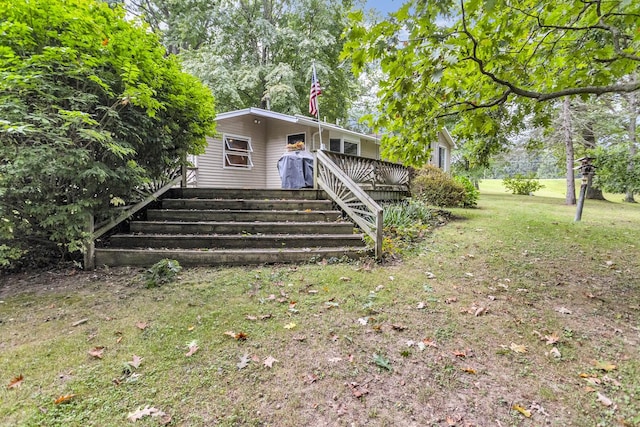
left=411, top=165, right=467, bottom=207
left=453, top=175, right=479, bottom=208
left=144, top=259, right=182, bottom=288
left=502, top=173, right=544, bottom=195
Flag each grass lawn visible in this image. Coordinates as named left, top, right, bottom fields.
left=1, top=187, right=639, bottom=426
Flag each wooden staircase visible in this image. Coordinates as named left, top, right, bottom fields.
left=94, top=188, right=369, bottom=267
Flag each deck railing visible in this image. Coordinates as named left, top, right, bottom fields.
left=320, top=151, right=410, bottom=190
left=315, top=150, right=384, bottom=259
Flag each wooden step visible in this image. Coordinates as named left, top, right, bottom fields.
left=130, top=221, right=355, bottom=235
left=146, top=209, right=342, bottom=222
left=95, top=247, right=369, bottom=267
left=109, top=234, right=365, bottom=249
left=166, top=188, right=325, bottom=200
left=161, top=199, right=333, bottom=211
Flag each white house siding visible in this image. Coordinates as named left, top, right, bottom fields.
left=196, top=116, right=267, bottom=188
left=359, top=140, right=379, bottom=159
left=265, top=121, right=314, bottom=189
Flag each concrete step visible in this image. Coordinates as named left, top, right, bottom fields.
left=109, top=233, right=365, bottom=249
left=130, top=221, right=355, bottom=235
left=95, top=247, right=368, bottom=267
left=146, top=209, right=342, bottom=222
left=166, top=188, right=325, bottom=200
left=161, top=199, right=333, bottom=211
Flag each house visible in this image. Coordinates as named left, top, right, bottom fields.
left=195, top=107, right=381, bottom=189
left=194, top=107, right=455, bottom=189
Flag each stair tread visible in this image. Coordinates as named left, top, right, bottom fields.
left=96, top=246, right=367, bottom=253
left=112, top=233, right=363, bottom=238
left=132, top=220, right=350, bottom=225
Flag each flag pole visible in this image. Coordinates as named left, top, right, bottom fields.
left=310, top=62, right=323, bottom=150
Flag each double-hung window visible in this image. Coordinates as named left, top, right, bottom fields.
left=328, top=137, right=359, bottom=156
left=223, top=134, right=253, bottom=169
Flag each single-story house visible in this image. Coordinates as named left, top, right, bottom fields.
left=193, top=107, right=454, bottom=189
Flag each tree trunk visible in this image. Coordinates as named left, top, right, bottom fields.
left=625, top=85, right=637, bottom=203
left=563, top=98, right=576, bottom=205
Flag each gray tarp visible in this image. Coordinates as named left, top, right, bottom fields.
left=277, top=150, right=314, bottom=189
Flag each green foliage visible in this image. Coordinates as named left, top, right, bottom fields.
left=592, top=145, right=640, bottom=196
left=502, top=174, right=545, bottom=195
left=343, top=1, right=640, bottom=167
left=144, top=259, right=182, bottom=288
left=0, top=0, right=216, bottom=269
left=453, top=175, right=479, bottom=208
left=411, top=165, right=467, bottom=207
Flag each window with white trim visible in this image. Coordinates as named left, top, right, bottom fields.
left=438, top=146, right=447, bottom=170
left=223, top=134, right=253, bottom=169
left=328, top=137, right=360, bottom=156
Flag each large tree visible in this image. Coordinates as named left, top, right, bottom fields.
left=343, top=0, right=640, bottom=167
left=0, top=0, right=216, bottom=268
left=127, top=0, right=357, bottom=121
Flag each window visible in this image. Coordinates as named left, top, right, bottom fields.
left=438, top=146, right=447, bottom=170
left=327, top=137, right=360, bottom=156
left=223, top=134, right=253, bottom=169
left=287, top=133, right=306, bottom=145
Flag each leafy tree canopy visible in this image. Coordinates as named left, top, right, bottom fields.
left=0, top=0, right=215, bottom=268
left=343, top=0, right=640, bottom=166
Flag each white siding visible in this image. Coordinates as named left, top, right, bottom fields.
left=196, top=116, right=267, bottom=188
left=265, top=121, right=315, bottom=189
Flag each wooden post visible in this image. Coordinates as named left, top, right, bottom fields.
left=181, top=153, right=187, bottom=188
left=83, top=213, right=95, bottom=270
left=574, top=180, right=588, bottom=222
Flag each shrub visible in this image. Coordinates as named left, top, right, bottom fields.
left=453, top=175, right=480, bottom=208
left=411, top=165, right=467, bottom=207
left=144, top=259, right=182, bottom=288
left=503, top=174, right=544, bottom=195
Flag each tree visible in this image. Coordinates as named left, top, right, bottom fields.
left=343, top=0, right=640, bottom=167
left=0, top=0, right=216, bottom=268
left=127, top=0, right=357, bottom=122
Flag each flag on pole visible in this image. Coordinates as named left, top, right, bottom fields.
left=309, top=64, right=322, bottom=117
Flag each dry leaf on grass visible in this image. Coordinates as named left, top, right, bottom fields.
left=544, top=333, right=560, bottom=345
left=348, top=382, right=369, bottom=398
left=339, top=276, right=351, bottom=282
left=284, top=322, right=296, bottom=329
left=7, top=374, right=24, bottom=389
left=596, top=392, right=613, bottom=407
left=223, top=331, right=248, bottom=340
left=128, top=355, right=143, bottom=369
left=88, top=346, right=105, bottom=359
left=593, top=360, right=617, bottom=372
left=550, top=347, right=561, bottom=358
left=555, top=306, right=572, bottom=315
left=135, top=321, right=148, bottom=330
left=263, top=356, right=277, bottom=368
left=461, top=367, right=477, bottom=374
left=127, top=405, right=168, bottom=422
left=54, top=394, right=77, bottom=405
left=512, top=404, right=532, bottom=417
left=237, top=353, right=250, bottom=370
left=185, top=342, right=199, bottom=357
left=510, top=343, right=528, bottom=354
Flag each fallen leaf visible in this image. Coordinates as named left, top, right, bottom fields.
left=593, top=360, right=617, bottom=372
left=453, top=350, right=466, bottom=358
left=348, top=382, right=369, bottom=398
left=596, top=392, right=613, bottom=407
left=461, top=367, right=477, bottom=374
left=128, top=355, right=143, bottom=369
left=603, top=374, right=622, bottom=387
left=7, top=374, right=24, bottom=389
left=292, top=334, right=307, bottom=341
left=512, top=404, right=532, bottom=418
left=357, top=317, right=368, bottom=325
left=263, top=356, right=277, bottom=368
left=584, top=386, right=597, bottom=393
left=416, top=302, right=426, bottom=309
left=185, top=342, right=199, bottom=357
left=474, top=306, right=487, bottom=316
left=251, top=355, right=261, bottom=363
left=555, top=306, right=572, bottom=315
left=284, top=322, right=296, bottom=329
left=544, top=333, right=560, bottom=345
left=135, top=321, right=148, bottom=330
left=550, top=347, right=561, bottom=358
left=224, top=331, right=248, bottom=340
left=116, top=336, right=123, bottom=344
left=237, top=353, right=250, bottom=370
left=510, top=343, right=528, bottom=354
left=584, top=377, right=601, bottom=385
left=54, top=394, right=77, bottom=405
left=373, top=353, right=392, bottom=371
left=339, top=276, right=351, bottom=282
left=304, top=373, right=318, bottom=384
left=391, top=323, right=406, bottom=331
left=422, top=338, right=438, bottom=348
left=187, top=325, right=195, bottom=331
left=259, top=314, right=272, bottom=320
left=245, top=315, right=258, bottom=321
left=72, top=318, right=89, bottom=327
left=88, top=346, right=105, bottom=359
left=127, top=406, right=167, bottom=422
left=328, top=357, right=343, bottom=363
left=445, top=297, right=458, bottom=304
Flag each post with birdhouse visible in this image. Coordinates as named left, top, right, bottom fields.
left=574, top=156, right=596, bottom=222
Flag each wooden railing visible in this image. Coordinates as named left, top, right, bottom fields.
left=315, top=150, right=384, bottom=259
left=84, top=163, right=188, bottom=269
left=321, top=151, right=410, bottom=190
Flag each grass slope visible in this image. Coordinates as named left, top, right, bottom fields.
left=1, top=189, right=638, bottom=426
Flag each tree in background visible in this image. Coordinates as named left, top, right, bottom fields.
left=343, top=0, right=640, bottom=167
left=126, top=0, right=357, bottom=122
left=0, top=0, right=216, bottom=268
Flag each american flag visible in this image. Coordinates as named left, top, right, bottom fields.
left=309, top=65, right=322, bottom=117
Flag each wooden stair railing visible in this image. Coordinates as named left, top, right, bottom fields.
left=315, top=150, right=384, bottom=259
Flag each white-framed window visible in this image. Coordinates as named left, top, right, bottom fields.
left=223, top=134, right=253, bottom=169
left=328, top=137, right=360, bottom=156
left=287, top=132, right=306, bottom=145
left=438, top=146, right=447, bottom=170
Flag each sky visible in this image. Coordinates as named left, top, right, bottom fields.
left=364, top=0, right=402, bottom=15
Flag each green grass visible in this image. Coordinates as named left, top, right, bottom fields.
left=480, top=178, right=629, bottom=202
left=1, top=186, right=639, bottom=426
